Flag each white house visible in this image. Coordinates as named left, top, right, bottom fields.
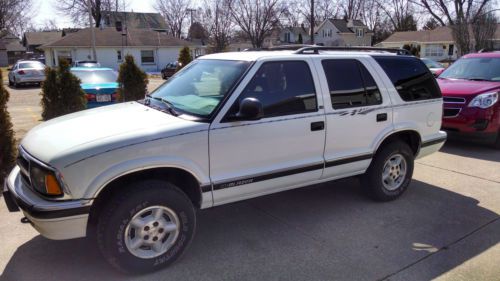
left=314, top=19, right=372, bottom=47
left=279, top=26, right=310, bottom=44
left=40, top=28, right=205, bottom=72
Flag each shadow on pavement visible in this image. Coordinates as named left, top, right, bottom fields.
left=1, top=178, right=498, bottom=281
left=440, top=139, right=500, bottom=162
left=7, top=84, right=41, bottom=90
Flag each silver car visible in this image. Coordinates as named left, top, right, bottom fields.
left=8, top=60, right=46, bottom=87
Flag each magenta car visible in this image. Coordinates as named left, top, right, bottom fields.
left=437, top=52, right=500, bottom=148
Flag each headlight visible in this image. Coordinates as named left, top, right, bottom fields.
left=29, top=164, right=64, bottom=196
left=468, top=92, right=498, bottom=109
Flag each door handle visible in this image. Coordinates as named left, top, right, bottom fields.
left=376, top=113, right=388, bottom=122
left=311, top=121, right=324, bottom=131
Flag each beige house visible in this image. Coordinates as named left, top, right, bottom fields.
left=314, top=19, right=372, bottom=47
left=377, top=25, right=500, bottom=61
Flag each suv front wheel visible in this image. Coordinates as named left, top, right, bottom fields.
left=96, top=180, right=196, bottom=274
left=362, top=141, right=414, bottom=201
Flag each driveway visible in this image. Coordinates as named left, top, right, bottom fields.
left=1, top=83, right=499, bottom=281
left=5, top=78, right=165, bottom=141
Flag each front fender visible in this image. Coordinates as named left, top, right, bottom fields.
left=82, top=156, right=210, bottom=199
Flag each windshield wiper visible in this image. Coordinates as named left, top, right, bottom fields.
left=158, top=98, right=180, bottom=116
left=145, top=94, right=179, bottom=116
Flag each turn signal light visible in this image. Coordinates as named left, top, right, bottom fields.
left=45, top=173, right=63, bottom=196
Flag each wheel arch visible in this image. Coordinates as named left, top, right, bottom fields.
left=375, top=129, right=422, bottom=156
left=87, top=166, right=204, bottom=232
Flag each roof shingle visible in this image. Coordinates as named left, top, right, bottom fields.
left=41, top=28, right=197, bottom=48
left=24, top=31, right=63, bottom=46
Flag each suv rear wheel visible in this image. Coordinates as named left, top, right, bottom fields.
left=362, top=141, right=414, bottom=201
left=96, top=180, right=196, bottom=274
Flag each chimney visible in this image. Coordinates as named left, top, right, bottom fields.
left=347, top=19, right=354, bottom=28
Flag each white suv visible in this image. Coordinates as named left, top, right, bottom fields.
left=3, top=47, right=446, bottom=273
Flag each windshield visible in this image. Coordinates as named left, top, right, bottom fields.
left=422, top=59, right=443, bottom=69
left=439, top=57, right=500, bottom=81
left=72, top=70, right=118, bottom=84
left=19, top=62, right=44, bottom=69
left=151, top=59, right=251, bottom=117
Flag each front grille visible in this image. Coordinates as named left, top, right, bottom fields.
left=443, top=108, right=461, bottom=118
left=443, top=97, right=466, bottom=104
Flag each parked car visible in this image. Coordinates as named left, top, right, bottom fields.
left=72, top=60, right=101, bottom=68
left=161, top=61, right=180, bottom=79
left=7, top=60, right=45, bottom=87
left=421, top=58, right=446, bottom=77
left=3, top=47, right=446, bottom=274
left=71, top=67, right=119, bottom=108
left=437, top=52, right=500, bottom=148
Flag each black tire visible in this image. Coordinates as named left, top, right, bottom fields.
left=8, top=78, right=13, bottom=86
left=361, top=141, right=414, bottom=201
left=96, top=180, right=196, bottom=274
left=13, top=78, right=18, bottom=88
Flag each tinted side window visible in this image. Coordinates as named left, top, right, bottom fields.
left=322, top=59, right=382, bottom=109
left=234, top=61, right=317, bottom=118
left=374, top=56, right=442, bottom=101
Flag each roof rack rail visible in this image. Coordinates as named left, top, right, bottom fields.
left=294, top=46, right=411, bottom=55
left=243, top=44, right=315, bottom=52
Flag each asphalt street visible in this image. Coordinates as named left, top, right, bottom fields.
left=1, top=80, right=499, bottom=281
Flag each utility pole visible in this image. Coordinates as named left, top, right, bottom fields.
left=187, top=8, right=196, bottom=27
left=88, top=0, right=97, bottom=61
left=310, top=0, right=314, bottom=44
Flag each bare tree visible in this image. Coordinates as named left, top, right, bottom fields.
left=281, top=0, right=339, bottom=27
left=413, top=0, right=497, bottom=55
left=422, top=18, right=439, bottom=30
left=378, top=0, right=417, bottom=31
left=0, top=0, right=34, bottom=36
left=473, top=13, right=498, bottom=51
left=55, top=0, right=127, bottom=28
left=155, top=0, right=192, bottom=38
left=229, top=0, right=283, bottom=48
left=341, top=0, right=364, bottom=20
left=200, top=0, right=233, bottom=52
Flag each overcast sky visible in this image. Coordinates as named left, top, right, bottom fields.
left=33, top=0, right=158, bottom=28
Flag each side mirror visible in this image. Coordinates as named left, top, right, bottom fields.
left=228, top=97, right=264, bottom=121
left=7, top=68, right=12, bottom=71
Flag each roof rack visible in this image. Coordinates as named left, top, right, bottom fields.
left=294, top=46, right=411, bottom=55
left=243, top=44, right=315, bottom=52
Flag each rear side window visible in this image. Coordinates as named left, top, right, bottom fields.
left=374, top=56, right=441, bottom=101
left=322, top=59, right=382, bottom=109
left=233, top=61, right=317, bottom=118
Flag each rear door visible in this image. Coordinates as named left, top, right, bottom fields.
left=209, top=58, right=326, bottom=205
left=315, top=57, right=394, bottom=179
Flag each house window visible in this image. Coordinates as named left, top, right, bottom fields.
left=284, top=32, right=291, bottom=43
left=424, top=44, right=444, bottom=57
left=141, top=50, right=155, bottom=64
left=328, top=29, right=332, bottom=37
left=117, top=50, right=122, bottom=61
left=356, top=29, right=364, bottom=37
